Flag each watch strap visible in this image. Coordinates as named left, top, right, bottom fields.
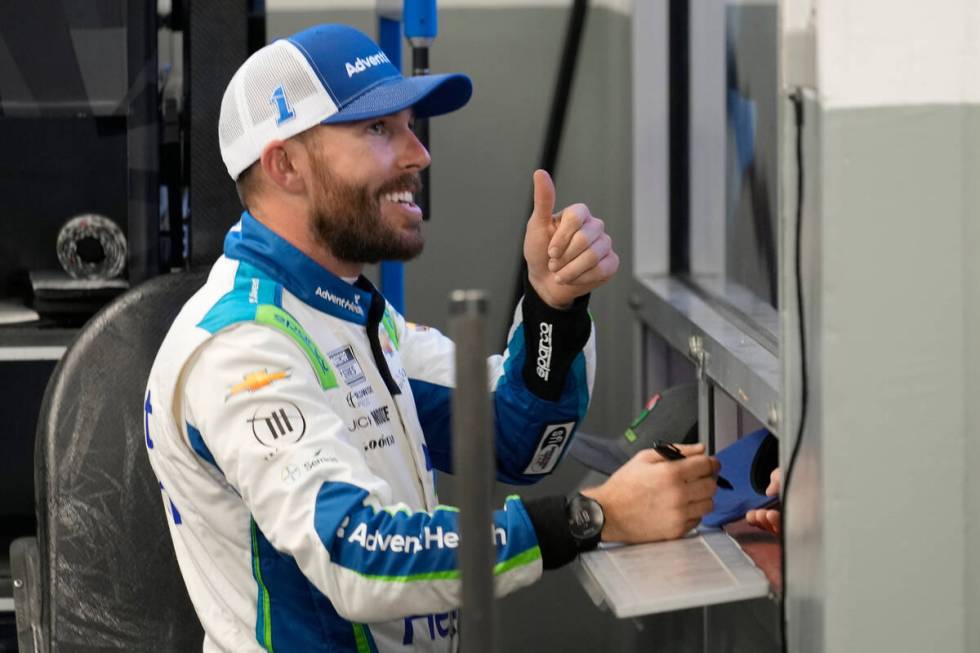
left=522, top=495, right=579, bottom=570
left=568, top=492, right=603, bottom=552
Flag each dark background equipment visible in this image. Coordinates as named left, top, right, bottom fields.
left=0, top=0, right=161, bottom=547
left=0, top=3, right=266, bottom=649
left=0, top=0, right=160, bottom=299
left=185, top=0, right=257, bottom=266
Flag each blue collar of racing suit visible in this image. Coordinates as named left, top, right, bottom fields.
left=224, top=212, right=375, bottom=325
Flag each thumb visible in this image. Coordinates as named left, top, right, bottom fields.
left=530, top=169, right=556, bottom=224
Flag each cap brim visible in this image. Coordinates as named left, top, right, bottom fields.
left=322, top=72, right=472, bottom=124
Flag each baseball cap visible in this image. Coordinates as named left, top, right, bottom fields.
left=218, top=23, right=473, bottom=180
left=701, top=429, right=780, bottom=528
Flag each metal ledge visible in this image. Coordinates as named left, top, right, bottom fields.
left=631, top=275, right=781, bottom=435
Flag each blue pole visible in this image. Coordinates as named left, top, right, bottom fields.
left=404, top=0, right=438, bottom=40
left=378, top=16, right=405, bottom=313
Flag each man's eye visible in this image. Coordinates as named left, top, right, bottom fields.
left=368, top=121, right=386, bottom=135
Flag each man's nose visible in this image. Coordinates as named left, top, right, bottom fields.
left=400, top=128, right=431, bottom=171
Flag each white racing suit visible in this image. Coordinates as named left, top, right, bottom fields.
left=144, top=213, right=596, bottom=652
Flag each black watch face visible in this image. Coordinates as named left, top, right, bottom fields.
left=568, top=495, right=604, bottom=541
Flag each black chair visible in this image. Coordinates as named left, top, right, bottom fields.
left=10, top=271, right=207, bottom=652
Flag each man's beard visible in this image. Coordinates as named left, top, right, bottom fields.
left=309, top=161, right=425, bottom=265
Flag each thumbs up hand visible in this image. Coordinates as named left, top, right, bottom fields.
left=523, top=170, right=620, bottom=309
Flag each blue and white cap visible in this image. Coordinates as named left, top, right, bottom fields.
left=218, top=23, right=473, bottom=180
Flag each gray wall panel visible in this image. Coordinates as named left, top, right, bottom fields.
left=965, top=106, right=980, bottom=653
left=812, top=104, right=973, bottom=652
left=782, top=91, right=826, bottom=653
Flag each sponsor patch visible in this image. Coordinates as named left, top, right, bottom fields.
left=226, top=368, right=290, bottom=400
left=380, top=330, right=396, bottom=356
left=346, top=386, right=374, bottom=408
left=523, top=421, right=575, bottom=475
left=347, top=415, right=372, bottom=432
left=536, top=322, right=553, bottom=381
left=344, top=51, right=391, bottom=78
left=345, top=523, right=506, bottom=554
left=280, top=464, right=301, bottom=485
left=248, top=402, right=306, bottom=447
left=371, top=405, right=391, bottom=426
left=364, top=434, right=395, bottom=452
left=315, top=286, right=365, bottom=316
left=403, top=611, right=459, bottom=646
left=303, top=448, right=338, bottom=473
left=328, top=345, right=366, bottom=387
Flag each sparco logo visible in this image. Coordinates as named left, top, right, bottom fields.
left=345, top=51, right=391, bottom=78
left=315, top=286, right=365, bottom=316
left=536, top=322, right=553, bottom=381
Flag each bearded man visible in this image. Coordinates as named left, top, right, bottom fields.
left=144, top=23, right=719, bottom=653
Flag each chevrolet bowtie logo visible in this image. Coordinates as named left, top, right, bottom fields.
left=227, top=369, right=291, bottom=400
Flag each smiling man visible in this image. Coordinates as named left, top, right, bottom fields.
left=144, top=24, right=719, bottom=653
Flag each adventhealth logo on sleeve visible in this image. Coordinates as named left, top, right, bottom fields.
left=345, top=51, right=391, bottom=78
left=315, top=286, right=365, bottom=316
left=346, top=523, right=507, bottom=554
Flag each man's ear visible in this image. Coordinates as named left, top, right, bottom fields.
left=259, top=140, right=308, bottom=195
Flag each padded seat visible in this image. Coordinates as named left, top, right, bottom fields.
left=11, top=271, right=207, bottom=653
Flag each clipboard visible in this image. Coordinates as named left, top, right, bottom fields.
left=576, top=529, right=771, bottom=618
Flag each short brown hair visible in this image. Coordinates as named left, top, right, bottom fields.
left=234, top=128, right=322, bottom=209
left=235, top=161, right=260, bottom=210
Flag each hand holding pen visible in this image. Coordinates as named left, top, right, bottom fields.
left=653, top=440, right=733, bottom=490
left=580, top=443, right=720, bottom=542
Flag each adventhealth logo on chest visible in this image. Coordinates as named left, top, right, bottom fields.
left=345, top=51, right=390, bottom=78
left=315, top=286, right=365, bottom=316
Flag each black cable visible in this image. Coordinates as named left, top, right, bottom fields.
left=780, top=88, right=807, bottom=653
left=504, top=0, right=589, bottom=345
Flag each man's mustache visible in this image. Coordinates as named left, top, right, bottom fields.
left=376, top=173, right=423, bottom=197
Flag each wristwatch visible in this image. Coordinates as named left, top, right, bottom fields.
left=566, top=493, right=605, bottom=552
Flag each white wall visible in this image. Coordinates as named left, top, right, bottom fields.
left=784, top=0, right=980, bottom=107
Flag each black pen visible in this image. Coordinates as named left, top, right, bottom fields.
left=653, top=440, right=734, bottom=490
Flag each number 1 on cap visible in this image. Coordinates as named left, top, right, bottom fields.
left=270, top=85, right=296, bottom=126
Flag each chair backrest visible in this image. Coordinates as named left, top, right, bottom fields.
left=34, top=271, right=207, bottom=652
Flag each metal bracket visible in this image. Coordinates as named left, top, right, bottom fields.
left=10, top=536, right=45, bottom=653
left=689, top=335, right=715, bottom=453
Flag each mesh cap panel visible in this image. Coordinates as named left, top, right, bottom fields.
left=218, top=89, right=244, bottom=149
left=243, top=43, right=320, bottom=127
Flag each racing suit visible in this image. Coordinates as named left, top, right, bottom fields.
left=144, top=212, right=596, bottom=652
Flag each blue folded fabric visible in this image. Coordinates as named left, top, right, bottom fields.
left=702, top=429, right=779, bottom=528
